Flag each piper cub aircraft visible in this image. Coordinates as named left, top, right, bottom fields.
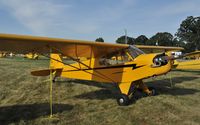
left=173, top=51, right=200, bottom=70
left=0, top=51, right=7, bottom=58
left=24, top=53, right=39, bottom=59
left=0, top=34, right=183, bottom=106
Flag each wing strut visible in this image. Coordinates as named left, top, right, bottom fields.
left=44, top=46, right=117, bottom=118
left=42, top=53, right=115, bottom=83
left=49, top=69, right=55, bottom=118
left=46, top=46, right=116, bottom=83
left=48, top=48, right=58, bottom=119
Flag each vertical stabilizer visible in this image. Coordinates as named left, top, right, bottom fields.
left=50, top=54, right=64, bottom=69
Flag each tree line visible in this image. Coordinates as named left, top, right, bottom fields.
left=96, top=16, right=200, bottom=53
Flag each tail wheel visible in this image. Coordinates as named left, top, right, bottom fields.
left=117, top=94, right=130, bottom=106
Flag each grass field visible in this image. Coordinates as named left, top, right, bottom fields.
left=0, top=58, right=199, bottom=125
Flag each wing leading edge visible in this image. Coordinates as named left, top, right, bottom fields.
left=0, top=33, right=183, bottom=58
left=0, top=33, right=128, bottom=58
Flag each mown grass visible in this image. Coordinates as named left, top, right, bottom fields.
left=0, top=57, right=199, bottom=125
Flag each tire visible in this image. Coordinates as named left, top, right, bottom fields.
left=148, top=87, right=157, bottom=96
left=117, top=94, right=130, bottom=106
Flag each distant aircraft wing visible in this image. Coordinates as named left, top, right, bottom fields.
left=135, top=45, right=184, bottom=53
left=184, top=51, right=200, bottom=57
left=0, top=34, right=128, bottom=58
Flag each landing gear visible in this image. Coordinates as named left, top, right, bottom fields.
left=148, top=87, right=157, bottom=96
left=136, top=80, right=158, bottom=96
left=137, top=86, right=157, bottom=96
left=117, top=94, right=130, bottom=106
left=52, top=76, right=56, bottom=83
left=117, top=80, right=158, bottom=106
left=117, top=82, right=137, bottom=106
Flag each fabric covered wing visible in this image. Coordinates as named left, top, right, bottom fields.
left=0, top=34, right=128, bottom=58
left=135, top=45, right=184, bottom=53
left=184, top=51, right=200, bottom=57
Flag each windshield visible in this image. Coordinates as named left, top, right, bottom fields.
left=128, top=45, right=145, bottom=58
left=99, top=45, right=144, bottom=66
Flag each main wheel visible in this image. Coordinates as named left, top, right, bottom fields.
left=117, top=94, right=130, bottom=106
left=148, top=87, right=157, bottom=96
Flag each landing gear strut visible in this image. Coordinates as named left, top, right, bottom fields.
left=117, top=83, right=137, bottom=106
left=117, top=80, right=158, bottom=106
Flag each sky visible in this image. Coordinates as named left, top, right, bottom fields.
left=0, top=0, right=199, bottom=43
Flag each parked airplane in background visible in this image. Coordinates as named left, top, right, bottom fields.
left=185, top=51, right=200, bottom=59
left=173, top=51, right=200, bottom=70
left=24, top=53, right=39, bottom=59
left=0, top=51, right=15, bottom=58
left=0, top=51, right=7, bottom=58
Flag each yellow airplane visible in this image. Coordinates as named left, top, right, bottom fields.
left=0, top=51, right=15, bottom=58
left=24, top=53, right=39, bottom=59
left=173, top=51, right=200, bottom=70
left=0, top=51, right=7, bottom=58
left=184, top=51, right=200, bottom=59
left=0, top=33, right=183, bottom=106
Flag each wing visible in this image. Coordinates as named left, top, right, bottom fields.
left=0, top=33, right=184, bottom=58
left=135, top=45, right=184, bottom=53
left=0, top=33, right=128, bottom=58
left=184, top=51, right=200, bottom=57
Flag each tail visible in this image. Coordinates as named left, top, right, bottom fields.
left=31, top=54, right=64, bottom=76
left=31, top=68, right=62, bottom=76
left=50, top=54, right=64, bottom=69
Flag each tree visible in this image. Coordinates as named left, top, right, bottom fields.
left=95, top=37, right=104, bottom=42
left=148, top=32, right=173, bottom=46
left=172, top=37, right=185, bottom=47
left=176, top=16, right=200, bottom=51
left=134, top=35, right=148, bottom=45
left=127, top=37, right=135, bottom=45
left=115, top=35, right=135, bottom=44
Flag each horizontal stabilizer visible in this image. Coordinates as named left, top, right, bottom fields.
left=31, top=68, right=63, bottom=76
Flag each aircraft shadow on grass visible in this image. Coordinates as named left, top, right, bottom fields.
left=67, top=76, right=199, bottom=102
left=57, top=79, right=119, bottom=100
left=172, top=69, right=200, bottom=75
left=147, top=76, right=200, bottom=96
left=57, top=79, right=116, bottom=89
left=0, top=103, right=73, bottom=125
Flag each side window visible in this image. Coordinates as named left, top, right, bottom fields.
left=99, top=50, right=133, bottom=66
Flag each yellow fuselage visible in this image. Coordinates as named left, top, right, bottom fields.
left=173, top=60, right=200, bottom=70
left=32, top=53, right=172, bottom=95
left=51, top=53, right=172, bottom=83
left=24, top=53, right=39, bottom=59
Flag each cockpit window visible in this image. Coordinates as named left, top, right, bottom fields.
left=128, top=45, right=145, bottom=58
left=99, top=45, right=144, bottom=66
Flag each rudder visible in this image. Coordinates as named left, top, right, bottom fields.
left=50, top=54, right=64, bottom=69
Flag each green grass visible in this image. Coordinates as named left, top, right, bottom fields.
left=0, top=58, right=199, bottom=125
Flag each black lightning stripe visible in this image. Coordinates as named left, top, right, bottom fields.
left=62, top=64, right=145, bottom=72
